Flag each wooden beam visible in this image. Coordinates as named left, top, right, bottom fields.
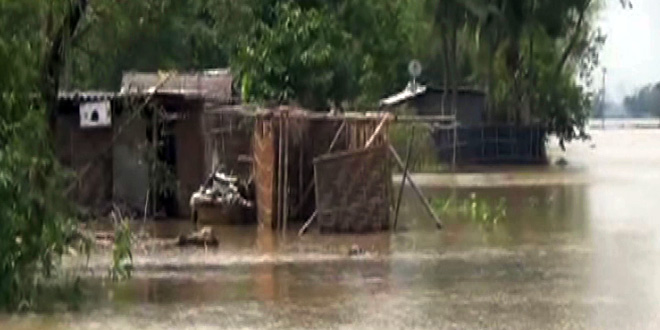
left=394, top=127, right=415, bottom=231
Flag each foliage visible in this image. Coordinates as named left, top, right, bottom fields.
left=413, top=0, right=609, bottom=146
left=61, top=0, right=614, bottom=139
left=67, top=0, right=230, bottom=90
left=108, top=211, right=133, bottom=281
left=389, top=108, right=445, bottom=172
left=0, top=111, right=81, bottom=311
left=0, top=0, right=88, bottom=311
left=228, top=0, right=416, bottom=110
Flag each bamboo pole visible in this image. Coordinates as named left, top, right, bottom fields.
left=388, top=144, right=443, bottom=229
left=365, top=114, right=392, bottom=148
left=212, top=107, right=457, bottom=123
left=329, top=120, right=347, bottom=153
left=298, top=210, right=317, bottom=237
left=393, top=127, right=415, bottom=231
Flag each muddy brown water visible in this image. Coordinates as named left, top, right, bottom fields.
left=3, top=128, right=660, bottom=329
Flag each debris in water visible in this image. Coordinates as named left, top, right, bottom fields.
left=189, top=169, right=255, bottom=224
left=190, top=170, right=253, bottom=209
left=177, top=226, right=219, bottom=247
left=348, top=244, right=366, bottom=256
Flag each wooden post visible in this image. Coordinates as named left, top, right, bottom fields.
left=495, top=125, right=499, bottom=160
left=298, top=118, right=304, bottom=220
left=345, top=121, right=350, bottom=149
left=481, top=125, right=485, bottom=160
left=282, top=113, right=289, bottom=236
left=388, top=144, right=443, bottom=229
left=277, top=114, right=284, bottom=231
left=452, top=121, right=458, bottom=170
left=151, top=107, right=158, bottom=217
left=393, top=127, right=415, bottom=231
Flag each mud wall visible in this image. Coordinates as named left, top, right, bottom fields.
left=55, top=104, right=114, bottom=211
left=173, top=103, right=206, bottom=217
left=112, top=108, right=149, bottom=213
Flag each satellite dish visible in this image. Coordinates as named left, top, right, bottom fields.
left=408, top=60, right=422, bottom=78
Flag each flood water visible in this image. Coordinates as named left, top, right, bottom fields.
left=3, top=127, right=660, bottom=329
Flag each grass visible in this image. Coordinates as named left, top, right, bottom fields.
left=432, top=192, right=507, bottom=230
left=108, top=209, right=133, bottom=282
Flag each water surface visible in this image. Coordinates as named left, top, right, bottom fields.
left=3, top=128, right=660, bottom=329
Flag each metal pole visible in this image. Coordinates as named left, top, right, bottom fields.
left=602, top=67, right=607, bottom=129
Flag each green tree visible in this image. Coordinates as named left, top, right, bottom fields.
left=67, top=0, right=231, bottom=90
left=0, top=0, right=86, bottom=310
left=416, top=0, right=608, bottom=146
left=229, top=0, right=416, bottom=110
left=624, top=83, right=660, bottom=118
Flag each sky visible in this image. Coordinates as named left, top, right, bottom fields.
left=600, top=0, right=660, bottom=102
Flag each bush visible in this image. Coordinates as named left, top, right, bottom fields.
left=0, top=105, right=79, bottom=311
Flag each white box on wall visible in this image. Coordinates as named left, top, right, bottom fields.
left=80, top=100, right=111, bottom=128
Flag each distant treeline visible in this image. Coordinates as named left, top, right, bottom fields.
left=623, top=83, right=660, bottom=118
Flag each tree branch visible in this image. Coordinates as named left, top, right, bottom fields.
left=555, top=0, right=591, bottom=75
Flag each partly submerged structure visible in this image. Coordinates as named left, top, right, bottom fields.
left=380, top=82, right=485, bottom=126
left=55, top=70, right=451, bottom=233
left=381, top=83, right=547, bottom=165
left=55, top=69, right=239, bottom=217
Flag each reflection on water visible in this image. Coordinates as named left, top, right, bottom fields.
left=4, top=129, right=660, bottom=329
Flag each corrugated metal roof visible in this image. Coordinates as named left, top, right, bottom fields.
left=58, top=91, right=119, bottom=102
left=120, top=69, right=235, bottom=102
left=380, top=83, right=485, bottom=107
left=379, top=83, right=428, bottom=106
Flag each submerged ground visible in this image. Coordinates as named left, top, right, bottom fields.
left=3, top=127, right=660, bottom=329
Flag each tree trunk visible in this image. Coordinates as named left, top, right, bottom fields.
left=41, top=0, right=89, bottom=131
